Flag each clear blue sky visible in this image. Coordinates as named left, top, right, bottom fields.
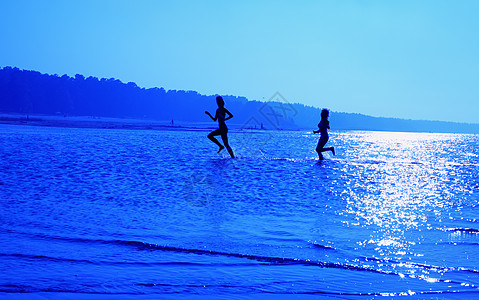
left=1, top=0, right=478, bottom=123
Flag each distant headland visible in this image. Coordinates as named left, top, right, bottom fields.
left=1, top=67, right=478, bottom=134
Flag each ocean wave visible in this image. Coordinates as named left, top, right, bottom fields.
left=20, top=233, right=479, bottom=277
left=360, top=256, right=479, bottom=274
left=2, top=232, right=387, bottom=273
left=0, top=253, right=265, bottom=267
left=446, top=227, right=479, bottom=234
left=3, top=231, right=479, bottom=294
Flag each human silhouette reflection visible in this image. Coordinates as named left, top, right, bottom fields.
left=205, top=96, right=235, bottom=158
left=313, top=109, right=335, bottom=160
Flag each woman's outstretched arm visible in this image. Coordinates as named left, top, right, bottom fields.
left=205, top=111, right=217, bottom=121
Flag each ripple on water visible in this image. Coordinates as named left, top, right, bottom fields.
left=1, top=125, right=479, bottom=295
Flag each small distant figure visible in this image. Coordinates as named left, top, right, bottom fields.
left=205, top=96, right=235, bottom=158
left=171, top=119, right=174, bottom=126
left=313, top=109, right=335, bottom=160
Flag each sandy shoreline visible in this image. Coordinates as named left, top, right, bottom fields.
left=0, top=114, right=217, bottom=132
left=0, top=114, right=285, bottom=133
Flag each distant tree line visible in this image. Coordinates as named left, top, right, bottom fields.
left=0, top=66, right=220, bottom=121
left=0, top=67, right=300, bottom=129
left=1, top=67, right=478, bottom=133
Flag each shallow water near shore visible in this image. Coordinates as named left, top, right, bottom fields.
left=0, top=124, right=479, bottom=298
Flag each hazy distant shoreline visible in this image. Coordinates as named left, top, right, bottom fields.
left=0, top=113, right=280, bottom=133
left=2, top=113, right=479, bottom=135
left=0, top=113, right=217, bottom=132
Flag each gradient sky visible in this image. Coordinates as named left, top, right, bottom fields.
left=1, top=0, right=478, bottom=123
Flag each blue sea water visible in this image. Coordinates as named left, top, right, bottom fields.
left=0, top=124, right=478, bottom=298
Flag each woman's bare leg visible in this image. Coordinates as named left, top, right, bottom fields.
left=208, top=130, right=224, bottom=152
left=321, top=147, right=335, bottom=155
left=221, top=133, right=235, bottom=158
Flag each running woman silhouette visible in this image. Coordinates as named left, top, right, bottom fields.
left=313, top=109, right=335, bottom=160
left=205, top=96, right=235, bottom=158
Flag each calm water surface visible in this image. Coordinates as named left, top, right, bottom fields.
left=0, top=124, right=478, bottom=298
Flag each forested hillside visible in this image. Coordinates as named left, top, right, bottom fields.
left=1, top=67, right=478, bottom=133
